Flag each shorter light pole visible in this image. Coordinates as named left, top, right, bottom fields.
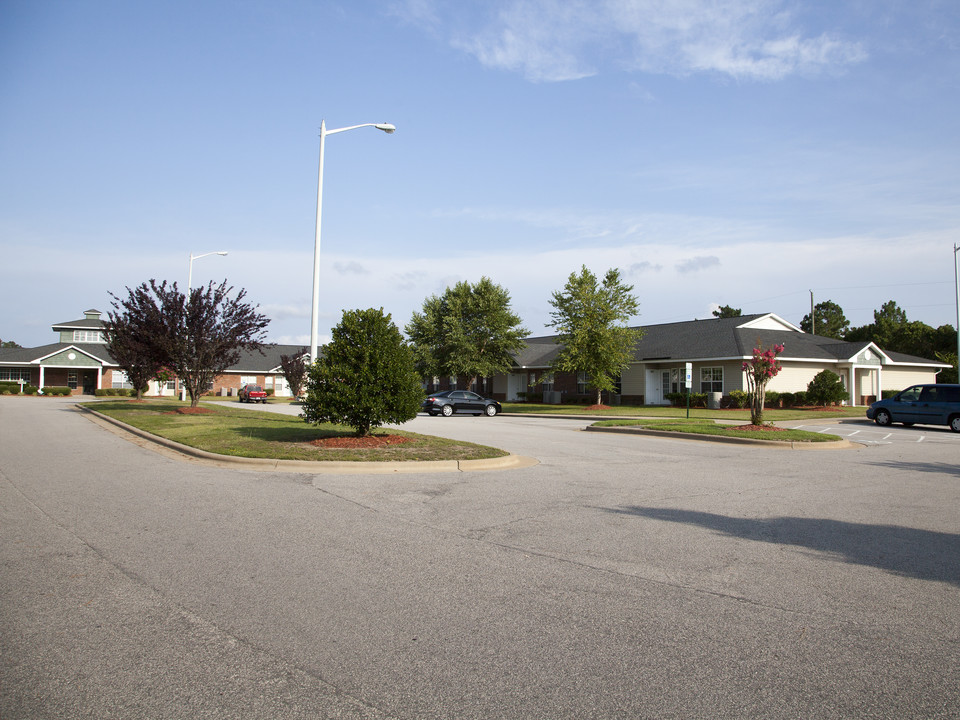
left=183, top=250, right=228, bottom=401
left=188, top=251, right=229, bottom=291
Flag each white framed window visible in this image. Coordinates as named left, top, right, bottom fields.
left=0, top=369, right=31, bottom=382
left=73, top=330, right=104, bottom=343
left=700, top=367, right=723, bottom=393
left=577, top=372, right=589, bottom=394
left=111, top=371, right=133, bottom=389
left=67, top=371, right=78, bottom=389
left=240, top=375, right=257, bottom=385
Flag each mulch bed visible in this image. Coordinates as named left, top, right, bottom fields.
left=584, top=404, right=612, bottom=410
left=165, top=407, right=216, bottom=415
left=307, top=435, right=412, bottom=448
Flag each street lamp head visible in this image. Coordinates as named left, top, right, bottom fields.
left=375, top=123, right=396, bottom=134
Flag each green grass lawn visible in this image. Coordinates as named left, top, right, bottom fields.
left=591, top=418, right=842, bottom=442
left=85, top=399, right=508, bottom=462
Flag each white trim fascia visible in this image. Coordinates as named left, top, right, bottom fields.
left=32, top=345, right=114, bottom=365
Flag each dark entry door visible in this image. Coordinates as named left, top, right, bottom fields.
left=83, top=371, right=97, bottom=395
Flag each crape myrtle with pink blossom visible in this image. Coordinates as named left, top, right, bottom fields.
left=742, top=343, right=785, bottom=425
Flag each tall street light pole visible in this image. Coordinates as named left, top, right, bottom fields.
left=954, top=244, right=959, bottom=379
left=188, top=251, right=229, bottom=291
left=310, top=120, right=395, bottom=364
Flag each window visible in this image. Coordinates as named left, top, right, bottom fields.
left=111, top=371, right=133, bottom=389
left=0, top=369, right=31, bottom=383
left=67, top=371, right=78, bottom=389
left=700, top=367, right=723, bottom=393
left=240, top=375, right=257, bottom=385
left=73, top=330, right=104, bottom=343
left=577, top=372, right=589, bottom=394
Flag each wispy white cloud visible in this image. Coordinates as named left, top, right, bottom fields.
left=400, top=0, right=866, bottom=82
left=333, top=261, right=370, bottom=275
left=676, top=255, right=721, bottom=273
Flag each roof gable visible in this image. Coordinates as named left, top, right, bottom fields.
left=736, top=313, right=802, bottom=332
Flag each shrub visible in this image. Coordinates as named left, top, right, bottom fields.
left=0, top=382, right=19, bottom=394
left=882, top=389, right=899, bottom=399
left=266, top=388, right=275, bottom=397
left=525, top=392, right=543, bottom=403
left=806, top=370, right=848, bottom=406
left=726, top=390, right=748, bottom=408
left=779, top=392, right=796, bottom=408
left=764, top=391, right=781, bottom=408
left=666, top=392, right=707, bottom=408
left=23, top=385, right=38, bottom=395
left=41, top=386, right=72, bottom=396
left=792, top=390, right=807, bottom=406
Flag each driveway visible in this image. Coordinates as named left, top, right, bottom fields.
left=2, top=397, right=958, bottom=719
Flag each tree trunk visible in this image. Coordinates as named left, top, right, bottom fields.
left=751, top=386, right=765, bottom=426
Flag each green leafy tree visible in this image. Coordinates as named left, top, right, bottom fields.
left=712, top=305, right=742, bottom=318
left=547, top=266, right=642, bottom=406
left=806, top=369, right=848, bottom=406
left=871, top=300, right=908, bottom=349
left=280, top=347, right=309, bottom=398
left=800, top=300, right=850, bottom=339
left=302, top=308, right=423, bottom=437
left=1, top=339, right=22, bottom=348
left=936, top=351, right=958, bottom=384
left=105, top=285, right=169, bottom=400
left=407, top=277, right=527, bottom=392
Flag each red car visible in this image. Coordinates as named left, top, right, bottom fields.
left=238, top=384, right=268, bottom=403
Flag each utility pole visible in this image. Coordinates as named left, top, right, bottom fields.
left=810, top=290, right=815, bottom=335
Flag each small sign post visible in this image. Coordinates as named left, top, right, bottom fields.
left=684, top=362, right=693, bottom=418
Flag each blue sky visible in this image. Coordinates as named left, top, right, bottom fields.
left=2, top=0, right=959, bottom=348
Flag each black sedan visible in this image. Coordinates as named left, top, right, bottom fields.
left=422, top=390, right=502, bottom=417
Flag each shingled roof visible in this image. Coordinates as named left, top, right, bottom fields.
left=507, top=313, right=945, bottom=368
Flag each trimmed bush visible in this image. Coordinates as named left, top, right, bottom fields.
left=792, top=390, right=807, bottom=406
left=764, top=391, right=781, bottom=408
left=666, top=392, right=708, bottom=408
left=726, top=390, right=749, bottom=408
left=41, top=386, right=72, bottom=396
left=806, top=370, right=848, bottom=406
left=23, top=385, right=38, bottom=395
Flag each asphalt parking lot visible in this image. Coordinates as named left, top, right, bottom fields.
left=2, top=397, right=958, bottom=719
left=782, top=417, right=960, bottom=445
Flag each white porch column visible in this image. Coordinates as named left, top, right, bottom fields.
left=96, top=367, right=102, bottom=391
left=38, top=365, right=45, bottom=390
left=848, top=366, right=856, bottom=406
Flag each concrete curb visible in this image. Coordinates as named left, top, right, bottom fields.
left=78, top=405, right=539, bottom=474
left=583, top=424, right=859, bottom=449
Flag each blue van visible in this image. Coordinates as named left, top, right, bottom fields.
left=866, top=384, right=960, bottom=432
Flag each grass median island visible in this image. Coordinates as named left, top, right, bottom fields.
left=503, top=402, right=864, bottom=421
left=84, top=399, right=509, bottom=462
left=591, top=418, right=842, bottom=442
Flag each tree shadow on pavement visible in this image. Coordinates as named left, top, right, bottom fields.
left=606, top=506, right=960, bottom=587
